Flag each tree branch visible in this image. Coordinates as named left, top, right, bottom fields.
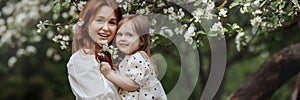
left=228, top=42, right=300, bottom=100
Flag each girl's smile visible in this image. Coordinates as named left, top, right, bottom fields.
left=116, top=20, right=142, bottom=55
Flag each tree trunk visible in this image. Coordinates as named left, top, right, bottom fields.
left=228, top=42, right=300, bottom=100
left=292, top=73, right=300, bottom=100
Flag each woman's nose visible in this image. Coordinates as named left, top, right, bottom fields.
left=101, top=22, right=109, bottom=31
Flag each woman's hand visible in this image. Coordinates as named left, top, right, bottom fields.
left=100, top=62, right=114, bottom=76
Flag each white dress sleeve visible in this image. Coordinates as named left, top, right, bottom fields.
left=67, top=51, right=120, bottom=100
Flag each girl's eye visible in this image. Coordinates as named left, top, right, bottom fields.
left=117, top=33, right=122, bottom=36
left=126, top=33, right=133, bottom=37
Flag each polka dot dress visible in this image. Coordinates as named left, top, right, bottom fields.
left=117, top=51, right=167, bottom=100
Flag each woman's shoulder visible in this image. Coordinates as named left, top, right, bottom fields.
left=69, top=50, right=94, bottom=62
left=67, top=50, right=97, bottom=69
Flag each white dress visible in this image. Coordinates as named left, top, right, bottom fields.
left=67, top=50, right=121, bottom=100
left=117, top=51, right=167, bottom=100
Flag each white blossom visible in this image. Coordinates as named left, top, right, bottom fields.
left=0, top=25, right=6, bottom=34
left=62, top=12, right=68, bottom=18
left=232, top=24, right=241, bottom=30
left=149, top=28, right=155, bottom=34
left=78, top=1, right=87, bottom=11
left=210, top=22, right=224, bottom=32
left=2, top=4, right=14, bottom=15
left=1, top=30, right=13, bottom=44
left=240, top=3, right=250, bottom=14
left=20, top=36, right=27, bottom=42
left=60, top=44, right=67, bottom=50
left=47, top=31, right=54, bottom=39
left=39, top=5, right=51, bottom=13
left=177, top=8, right=185, bottom=19
left=33, top=35, right=42, bottom=42
left=252, top=10, right=262, bottom=16
left=8, top=56, right=17, bottom=68
left=184, top=24, right=196, bottom=44
left=202, top=0, right=208, bottom=4
left=121, top=3, right=128, bottom=10
left=16, top=48, right=26, bottom=57
left=52, top=35, right=59, bottom=42
left=0, top=19, right=5, bottom=25
left=219, top=8, right=228, bottom=17
left=235, top=32, right=244, bottom=51
left=192, top=8, right=204, bottom=23
left=116, top=0, right=122, bottom=3
left=150, top=19, right=157, bottom=26
left=174, top=26, right=185, bottom=35
left=62, top=35, right=69, bottom=41
left=53, top=54, right=61, bottom=61
left=52, top=14, right=59, bottom=20
left=26, top=45, right=37, bottom=54
left=252, top=0, right=260, bottom=8
left=210, top=22, right=227, bottom=37
left=7, top=17, right=14, bottom=24
left=206, top=2, right=215, bottom=11
left=291, top=0, right=300, bottom=10
left=250, top=16, right=262, bottom=26
left=46, top=47, right=55, bottom=58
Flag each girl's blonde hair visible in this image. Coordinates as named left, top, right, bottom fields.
left=117, top=14, right=159, bottom=75
left=117, top=15, right=151, bottom=56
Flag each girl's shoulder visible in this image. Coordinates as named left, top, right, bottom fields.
left=130, top=51, right=149, bottom=60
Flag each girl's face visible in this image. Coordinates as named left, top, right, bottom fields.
left=116, top=20, right=142, bottom=55
left=88, top=6, right=117, bottom=43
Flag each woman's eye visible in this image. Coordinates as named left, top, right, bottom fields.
left=109, top=21, right=116, bottom=25
left=96, top=19, right=104, bottom=23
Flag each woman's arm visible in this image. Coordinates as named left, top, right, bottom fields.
left=100, top=62, right=140, bottom=91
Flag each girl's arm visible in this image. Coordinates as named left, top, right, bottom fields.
left=100, top=62, right=139, bottom=91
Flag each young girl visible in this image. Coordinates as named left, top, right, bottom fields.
left=100, top=15, right=167, bottom=100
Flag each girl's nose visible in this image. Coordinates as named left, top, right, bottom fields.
left=118, top=35, right=126, bottom=41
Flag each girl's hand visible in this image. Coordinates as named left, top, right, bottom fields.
left=100, top=62, right=114, bottom=76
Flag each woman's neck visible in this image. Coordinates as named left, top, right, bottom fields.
left=81, top=49, right=94, bottom=54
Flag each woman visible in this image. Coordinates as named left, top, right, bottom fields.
left=67, top=0, right=122, bottom=99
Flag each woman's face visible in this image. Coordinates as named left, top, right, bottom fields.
left=116, top=20, right=142, bottom=55
left=88, top=6, right=117, bottom=43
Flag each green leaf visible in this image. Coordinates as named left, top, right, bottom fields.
left=196, top=30, right=206, bottom=35
left=207, top=31, right=218, bottom=37
left=278, top=1, right=286, bottom=9
left=288, top=11, right=294, bottom=16
left=260, top=0, right=267, bottom=7
left=194, top=0, right=202, bottom=6
left=198, top=41, right=204, bottom=47
left=53, top=3, right=61, bottom=14
left=229, top=2, right=240, bottom=9
left=62, top=1, right=70, bottom=7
